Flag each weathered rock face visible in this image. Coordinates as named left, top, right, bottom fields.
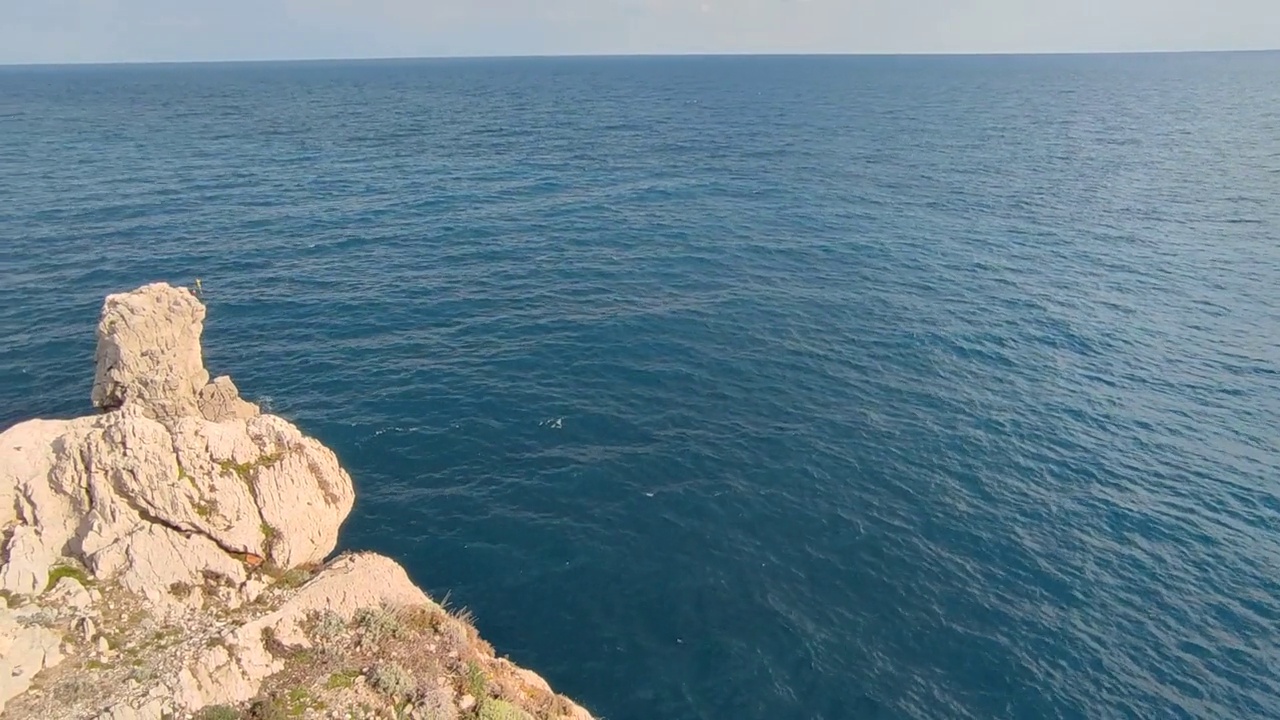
left=0, top=399, right=353, bottom=607
left=90, top=283, right=210, bottom=421
left=0, top=601, right=63, bottom=712
left=90, top=283, right=258, bottom=423
left=174, top=553, right=434, bottom=710
left=2, top=283, right=353, bottom=608
left=197, top=375, right=260, bottom=423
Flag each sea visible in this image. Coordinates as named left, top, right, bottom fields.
left=1, top=53, right=1278, bottom=719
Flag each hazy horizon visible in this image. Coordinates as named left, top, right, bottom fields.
left=2, top=48, right=1279, bottom=69
left=2, top=1, right=1277, bottom=66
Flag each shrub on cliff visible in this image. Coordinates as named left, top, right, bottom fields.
left=354, top=606, right=406, bottom=645
left=194, top=706, right=238, bottom=720
left=415, top=686, right=459, bottom=720
left=479, top=699, right=535, bottom=720
left=369, top=662, right=415, bottom=699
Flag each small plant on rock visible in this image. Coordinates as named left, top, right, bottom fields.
left=310, top=609, right=346, bottom=642
left=478, top=699, right=533, bottom=720
left=273, top=566, right=312, bottom=590
left=465, top=661, right=489, bottom=699
left=195, top=705, right=239, bottom=720
left=440, top=618, right=470, bottom=655
left=369, top=662, right=415, bottom=699
left=285, top=688, right=316, bottom=715
left=261, top=626, right=298, bottom=659
left=192, top=496, right=219, bottom=519
left=325, top=669, right=360, bottom=690
left=398, top=604, right=444, bottom=634
left=353, top=605, right=405, bottom=645
left=414, top=686, right=459, bottom=720
left=54, top=675, right=96, bottom=705
left=246, top=696, right=288, bottom=720
left=45, top=563, right=91, bottom=591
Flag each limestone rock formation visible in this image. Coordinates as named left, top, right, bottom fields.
left=0, top=283, right=594, bottom=720
left=90, top=283, right=258, bottom=423
left=2, top=283, right=352, bottom=610
left=0, top=601, right=63, bottom=712
left=173, top=553, right=434, bottom=710
left=198, top=375, right=260, bottom=423
left=0, top=404, right=353, bottom=613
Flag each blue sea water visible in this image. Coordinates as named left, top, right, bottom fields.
left=2, top=53, right=1280, bottom=719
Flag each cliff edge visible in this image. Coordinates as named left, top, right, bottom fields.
left=0, top=283, right=593, bottom=720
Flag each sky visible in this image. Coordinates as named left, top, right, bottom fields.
left=0, top=0, right=1277, bottom=65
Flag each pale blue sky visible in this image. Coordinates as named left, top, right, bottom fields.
left=1, top=0, right=1277, bottom=65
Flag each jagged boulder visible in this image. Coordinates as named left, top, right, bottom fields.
left=197, top=375, right=259, bottom=423
left=1, top=283, right=353, bottom=610
left=90, top=283, right=258, bottom=423
left=90, top=283, right=210, bottom=422
left=0, top=417, right=92, bottom=597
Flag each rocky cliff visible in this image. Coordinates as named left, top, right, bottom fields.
left=0, top=283, right=592, bottom=720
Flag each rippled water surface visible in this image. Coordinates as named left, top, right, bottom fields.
left=2, top=54, right=1280, bottom=719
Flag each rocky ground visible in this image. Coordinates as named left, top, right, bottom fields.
left=0, top=283, right=592, bottom=720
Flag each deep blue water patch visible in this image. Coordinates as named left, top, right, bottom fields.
left=2, top=53, right=1279, bottom=719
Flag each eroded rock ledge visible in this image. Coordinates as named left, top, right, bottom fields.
left=0, top=283, right=592, bottom=720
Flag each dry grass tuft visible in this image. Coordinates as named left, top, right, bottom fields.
left=353, top=605, right=406, bottom=645
left=369, top=662, right=415, bottom=699
left=479, top=698, right=535, bottom=720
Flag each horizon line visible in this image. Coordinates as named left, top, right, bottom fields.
left=2, top=47, right=1277, bottom=69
